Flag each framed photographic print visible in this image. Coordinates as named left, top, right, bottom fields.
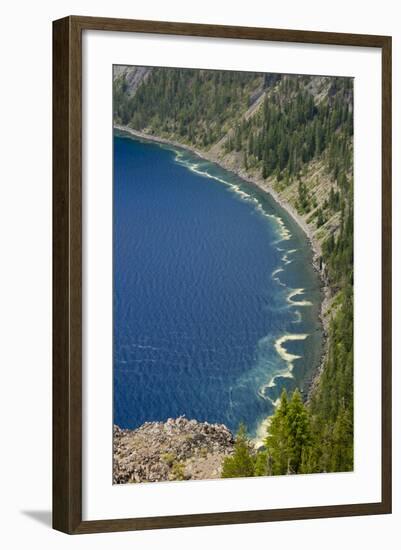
left=53, top=16, right=392, bottom=534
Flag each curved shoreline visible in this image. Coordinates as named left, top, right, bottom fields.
left=114, top=124, right=329, bottom=405
left=115, top=126, right=322, bottom=265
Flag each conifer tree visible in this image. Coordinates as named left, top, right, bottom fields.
left=253, top=450, right=269, bottom=477
left=114, top=70, right=355, bottom=477
left=286, top=389, right=312, bottom=474
left=264, top=389, right=290, bottom=475
left=329, top=406, right=353, bottom=472
left=221, top=424, right=255, bottom=478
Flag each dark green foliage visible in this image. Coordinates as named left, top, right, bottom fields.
left=222, top=391, right=314, bottom=478
left=316, top=208, right=325, bottom=228
left=307, top=162, right=354, bottom=472
left=114, top=68, right=354, bottom=476
left=114, top=68, right=262, bottom=148
left=286, top=389, right=312, bottom=473
left=296, top=179, right=311, bottom=213
left=329, top=186, right=341, bottom=212
left=221, top=424, right=255, bottom=478
left=253, top=450, right=269, bottom=477
left=231, top=76, right=352, bottom=185
left=264, top=389, right=312, bottom=475
left=306, top=286, right=354, bottom=473
left=114, top=71, right=353, bottom=190
left=264, top=389, right=290, bottom=475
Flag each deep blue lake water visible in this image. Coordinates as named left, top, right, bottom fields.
left=113, top=133, right=322, bottom=436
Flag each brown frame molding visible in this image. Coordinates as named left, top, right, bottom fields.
left=53, top=15, right=392, bottom=534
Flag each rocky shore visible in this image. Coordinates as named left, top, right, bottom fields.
left=113, top=416, right=235, bottom=484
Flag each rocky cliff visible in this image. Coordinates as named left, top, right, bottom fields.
left=113, top=416, right=235, bottom=483
left=112, top=67, right=354, bottom=474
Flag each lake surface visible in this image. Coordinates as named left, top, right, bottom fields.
left=113, top=133, right=322, bottom=436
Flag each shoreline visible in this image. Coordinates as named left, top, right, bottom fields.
left=115, top=126, right=320, bottom=254
left=114, top=124, right=330, bottom=405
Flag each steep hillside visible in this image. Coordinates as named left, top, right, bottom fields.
left=113, top=66, right=354, bottom=474
left=114, top=68, right=352, bottom=263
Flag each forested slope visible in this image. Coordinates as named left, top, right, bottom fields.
left=113, top=66, right=354, bottom=474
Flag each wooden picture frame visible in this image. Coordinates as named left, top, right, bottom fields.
left=53, top=15, right=392, bottom=534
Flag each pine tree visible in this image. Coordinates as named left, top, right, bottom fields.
left=115, top=70, right=355, bottom=479
left=286, top=389, right=312, bottom=474
left=265, top=390, right=290, bottom=475
left=317, top=208, right=325, bottom=228
left=248, top=132, right=254, bottom=155
left=264, top=389, right=313, bottom=475
left=244, top=150, right=249, bottom=170
left=221, top=424, right=255, bottom=478
left=262, top=160, right=268, bottom=179
left=253, top=450, right=269, bottom=476
left=329, top=406, right=353, bottom=472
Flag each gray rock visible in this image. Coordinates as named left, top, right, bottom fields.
left=113, top=417, right=236, bottom=484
